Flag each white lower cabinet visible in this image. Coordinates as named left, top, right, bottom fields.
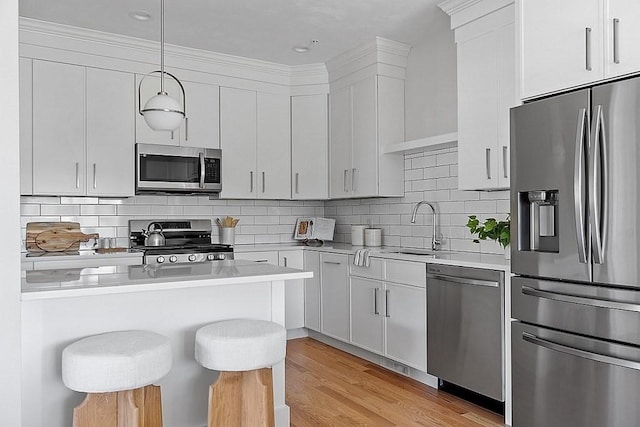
left=349, top=257, right=427, bottom=371
left=279, top=250, right=304, bottom=330
left=303, top=250, right=321, bottom=331
left=235, top=250, right=305, bottom=330
left=320, top=252, right=350, bottom=342
left=350, top=276, right=384, bottom=353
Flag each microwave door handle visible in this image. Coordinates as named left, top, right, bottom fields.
left=574, top=108, right=588, bottom=264
left=199, top=152, right=205, bottom=189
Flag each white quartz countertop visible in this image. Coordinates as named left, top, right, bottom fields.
left=301, top=243, right=511, bottom=271
left=22, top=259, right=312, bottom=301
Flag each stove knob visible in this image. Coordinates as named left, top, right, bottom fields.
left=156, top=256, right=165, bottom=264
left=188, top=254, right=197, bottom=262
left=207, top=254, right=216, bottom=261
left=218, top=254, right=226, bottom=260
left=169, top=256, right=178, bottom=263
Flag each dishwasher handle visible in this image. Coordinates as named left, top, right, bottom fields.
left=427, top=273, right=499, bottom=288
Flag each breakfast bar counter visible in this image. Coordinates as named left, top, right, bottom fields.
left=21, top=260, right=311, bottom=427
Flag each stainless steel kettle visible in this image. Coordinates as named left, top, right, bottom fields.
left=142, top=222, right=166, bottom=247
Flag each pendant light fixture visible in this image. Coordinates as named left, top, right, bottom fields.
left=138, top=0, right=186, bottom=131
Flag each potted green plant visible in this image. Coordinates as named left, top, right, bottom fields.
left=466, top=215, right=511, bottom=256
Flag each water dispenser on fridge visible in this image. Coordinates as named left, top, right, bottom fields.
left=517, top=190, right=559, bottom=253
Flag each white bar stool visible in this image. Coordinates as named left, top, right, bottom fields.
left=62, top=330, right=172, bottom=427
left=195, top=319, right=286, bottom=427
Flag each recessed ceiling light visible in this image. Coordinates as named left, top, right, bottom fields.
left=129, top=11, right=152, bottom=21
left=292, top=45, right=310, bottom=53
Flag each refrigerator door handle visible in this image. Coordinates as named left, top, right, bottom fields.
left=522, top=332, right=640, bottom=371
left=522, top=285, right=640, bottom=313
left=574, top=108, right=588, bottom=264
left=590, top=105, right=608, bottom=264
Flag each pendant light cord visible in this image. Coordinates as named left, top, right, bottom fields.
left=160, top=0, right=165, bottom=94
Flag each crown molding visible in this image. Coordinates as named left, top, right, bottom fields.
left=19, top=18, right=293, bottom=83
left=438, top=0, right=513, bottom=29
left=325, top=36, right=411, bottom=83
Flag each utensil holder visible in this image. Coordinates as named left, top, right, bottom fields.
left=220, top=227, right=235, bottom=246
left=364, top=228, right=382, bottom=247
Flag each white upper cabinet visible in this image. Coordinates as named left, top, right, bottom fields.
left=519, top=0, right=640, bottom=99
left=256, top=92, right=291, bottom=199
left=329, top=85, right=352, bottom=198
left=32, top=60, right=86, bottom=196
left=25, top=60, right=136, bottom=197
left=291, top=94, right=328, bottom=200
left=135, top=75, right=220, bottom=148
left=441, top=1, right=517, bottom=190
left=220, top=87, right=257, bottom=199
left=86, top=68, right=135, bottom=196
left=20, top=58, right=33, bottom=195
left=326, top=37, right=409, bottom=199
left=604, top=0, right=640, bottom=79
left=220, top=87, right=291, bottom=199
left=329, top=75, right=405, bottom=198
left=181, top=80, right=220, bottom=149
left=519, top=0, right=602, bottom=99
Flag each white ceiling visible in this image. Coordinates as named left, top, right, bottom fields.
left=19, top=0, right=446, bottom=66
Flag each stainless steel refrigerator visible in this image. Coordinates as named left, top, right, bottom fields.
left=511, top=76, right=640, bottom=427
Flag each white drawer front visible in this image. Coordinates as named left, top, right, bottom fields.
left=385, top=259, right=426, bottom=287
left=348, top=256, right=383, bottom=279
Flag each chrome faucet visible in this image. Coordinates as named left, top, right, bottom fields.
left=410, top=201, right=441, bottom=251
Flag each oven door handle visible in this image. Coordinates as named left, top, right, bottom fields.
left=199, top=152, right=205, bottom=189
left=522, top=332, right=640, bottom=371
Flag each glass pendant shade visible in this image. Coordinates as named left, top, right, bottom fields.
left=141, top=92, right=184, bottom=131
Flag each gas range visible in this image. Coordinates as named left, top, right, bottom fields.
left=129, top=219, right=234, bottom=266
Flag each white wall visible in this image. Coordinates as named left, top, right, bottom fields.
left=0, top=0, right=23, bottom=424
left=404, top=13, right=458, bottom=141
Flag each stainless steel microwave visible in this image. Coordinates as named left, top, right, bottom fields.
left=136, top=143, right=222, bottom=195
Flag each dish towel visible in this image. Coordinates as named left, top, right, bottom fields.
left=353, top=249, right=371, bottom=267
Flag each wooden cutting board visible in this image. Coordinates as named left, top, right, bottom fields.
left=26, top=222, right=99, bottom=253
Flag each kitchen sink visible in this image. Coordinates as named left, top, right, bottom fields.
left=385, top=248, right=438, bottom=256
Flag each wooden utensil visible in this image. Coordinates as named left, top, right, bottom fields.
left=26, top=222, right=99, bottom=253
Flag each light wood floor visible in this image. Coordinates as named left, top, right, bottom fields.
left=285, top=338, right=505, bottom=427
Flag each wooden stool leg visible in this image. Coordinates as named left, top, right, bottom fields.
left=72, top=388, right=162, bottom=427
left=73, top=392, right=118, bottom=427
left=208, top=368, right=275, bottom=427
left=133, top=385, right=164, bottom=427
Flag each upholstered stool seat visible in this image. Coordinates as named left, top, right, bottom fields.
left=195, top=319, right=286, bottom=427
left=62, top=330, right=172, bottom=427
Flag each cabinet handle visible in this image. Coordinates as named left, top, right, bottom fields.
left=93, top=163, right=97, bottom=189
left=250, top=171, right=254, bottom=193
left=485, top=148, right=491, bottom=180
left=343, top=169, right=348, bottom=192
left=323, top=261, right=341, bottom=265
left=352, top=168, right=356, bottom=192
left=502, top=146, right=508, bottom=178
left=262, top=171, right=265, bottom=193
left=385, top=289, right=390, bottom=317
left=295, top=172, right=299, bottom=194
left=170, top=130, right=175, bottom=140
left=374, top=288, right=379, bottom=315
left=585, top=27, right=592, bottom=71
left=75, top=162, right=80, bottom=188
left=255, top=259, right=269, bottom=263
left=185, top=117, right=189, bottom=140
left=283, top=257, right=288, bottom=267
left=613, top=18, right=620, bottom=64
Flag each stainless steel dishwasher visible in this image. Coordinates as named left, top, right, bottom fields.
left=426, top=264, right=504, bottom=401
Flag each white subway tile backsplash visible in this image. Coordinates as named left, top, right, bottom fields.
left=81, top=205, right=117, bottom=216
left=20, top=205, right=40, bottom=216
left=40, top=205, right=80, bottom=216
left=117, top=205, right=152, bottom=216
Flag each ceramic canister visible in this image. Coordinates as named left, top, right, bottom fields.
left=351, top=225, right=367, bottom=246
left=364, top=228, right=382, bottom=247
